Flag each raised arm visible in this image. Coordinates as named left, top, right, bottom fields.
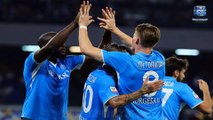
left=107, top=78, right=164, bottom=108
left=195, top=80, right=212, bottom=114
left=34, top=13, right=79, bottom=63
left=98, top=30, right=112, bottom=49
left=97, top=7, right=132, bottom=47
left=78, top=1, right=103, bottom=62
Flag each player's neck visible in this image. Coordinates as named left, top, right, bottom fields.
left=135, top=48, right=152, bottom=55
left=102, top=65, right=115, bottom=76
left=48, top=57, right=57, bottom=64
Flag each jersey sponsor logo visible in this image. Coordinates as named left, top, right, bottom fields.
left=48, top=70, right=69, bottom=80
left=60, top=64, right=66, bottom=69
left=110, top=86, right=118, bottom=93
left=58, top=71, right=69, bottom=80
left=48, top=70, right=57, bottom=78
left=192, top=92, right=199, bottom=99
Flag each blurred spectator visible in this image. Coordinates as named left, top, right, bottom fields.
left=0, top=64, right=25, bottom=104
left=0, top=0, right=212, bottom=28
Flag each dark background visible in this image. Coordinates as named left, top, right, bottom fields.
left=0, top=0, right=212, bottom=119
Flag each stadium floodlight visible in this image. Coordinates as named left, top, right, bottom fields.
left=175, top=49, right=200, bottom=56
left=22, top=45, right=40, bottom=52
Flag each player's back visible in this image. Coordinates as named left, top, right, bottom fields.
left=117, top=50, right=165, bottom=120
left=80, top=67, right=118, bottom=120
left=162, top=76, right=202, bottom=120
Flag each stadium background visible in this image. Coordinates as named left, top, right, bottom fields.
left=0, top=0, right=212, bottom=119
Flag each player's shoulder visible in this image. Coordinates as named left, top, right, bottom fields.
left=25, top=52, right=35, bottom=60
left=90, top=68, right=112, bottom=81
left=92, top=67, right=107, bottom=75
left=176, top=82, right=188, bottom=87
left=103, top=49, right=131, bottom=56
left=24, top=52, right=40, bottom=65
left=175, top=82, right=191, bottom=93
left=66, top=54, right=84, bottom=58
left=152, top=50, right=165, bottom=60
left=64, top=54, right=84, bottom=61
left=152, top=49, right=163, bottom=55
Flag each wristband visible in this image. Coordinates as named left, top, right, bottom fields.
left=79, top=25, right=87, bottom=29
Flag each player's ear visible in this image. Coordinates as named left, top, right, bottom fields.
left=136, top=38, right=140, bottom=45
left=173, top=70, right=179, bottom=78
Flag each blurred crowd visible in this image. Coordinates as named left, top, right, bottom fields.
left=0, top=0, right=213, bottom=119
left=0, top=0, right=212, bottom=27
left=0, top=64, right=25, bottom=105
left=0, top=105, right=212, bottom=120
left=0, top=106, right=81, bottom=120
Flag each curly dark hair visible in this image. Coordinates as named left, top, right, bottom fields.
left=166, top=56, right=189, bottom=76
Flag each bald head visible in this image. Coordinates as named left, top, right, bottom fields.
left=37, top=32, right=57, bottom=48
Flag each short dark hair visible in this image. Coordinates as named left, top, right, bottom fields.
left=166, top=56, right=189, bottom=76
left=37, top=32, right=57, bottom=48
left=135, top=23, right=160, bottom=48
left=103, top=43, right=134, bottom=55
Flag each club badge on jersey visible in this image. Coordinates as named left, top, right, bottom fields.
left=110, top=86, right=118, bottom=93
left=193, top=92, right=199, bottom=99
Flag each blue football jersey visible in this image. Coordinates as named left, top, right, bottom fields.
left=79, top=67, right=119, bottom=120
left=21, top=53, right=85, bottom=120
left=162, top=76, right=203, bottom=120
left=102, top=50, right=165, bottom=120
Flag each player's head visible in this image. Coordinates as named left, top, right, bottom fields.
left=166, top=56, right=189, bottom=82
left=37, top=31, right=66, bottom=58
left=103, top=42, right=133, bottom=54
left=37, top=32, right=56, bottom=47
left=133, top=23, right=160, bottom=49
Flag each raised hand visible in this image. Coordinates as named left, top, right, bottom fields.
left=97, top=7, right=117, bottom=31
left=74, top=12, right=80, bottom=25
left=198, top=79, right=209, bottom=92
left=79, top=1, right=94, bottom=27
left=141, top=77, right=164, bottom=94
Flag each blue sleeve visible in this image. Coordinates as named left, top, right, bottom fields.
left=96, top=76, right=119, bottom=105
left=64, top=55, right=85, bottom=70
left=179, top=84, right=203, bottom=109
left=23, top=52, right=42, bottom=85
left=102, top=50, right=129, bottom=73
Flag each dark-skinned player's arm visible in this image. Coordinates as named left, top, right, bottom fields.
left=83, top=30, right=112, bottom=61
left=84, top=6, right=112, bottom=61
left=98, top=30, right=112, bottom=49
left=98, top=9, right=112, bottom=49
left=34, top=12, right=80, bottom=63
left=98, top=7, right=132, bottom=47
left=107, top=77, right=164, bottom=108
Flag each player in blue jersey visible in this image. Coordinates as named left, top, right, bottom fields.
left=78, top=30, right=134, bottom=81
left=79, top=42, right=164, bottom=120
left=162, top=56, right=212, bottom=120
left=21, top=11, right=85, bottom=120
left=78, top=1, right=165, bottom=119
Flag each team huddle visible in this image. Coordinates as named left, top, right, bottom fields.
left=20, top=1, right=212, bottom=120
